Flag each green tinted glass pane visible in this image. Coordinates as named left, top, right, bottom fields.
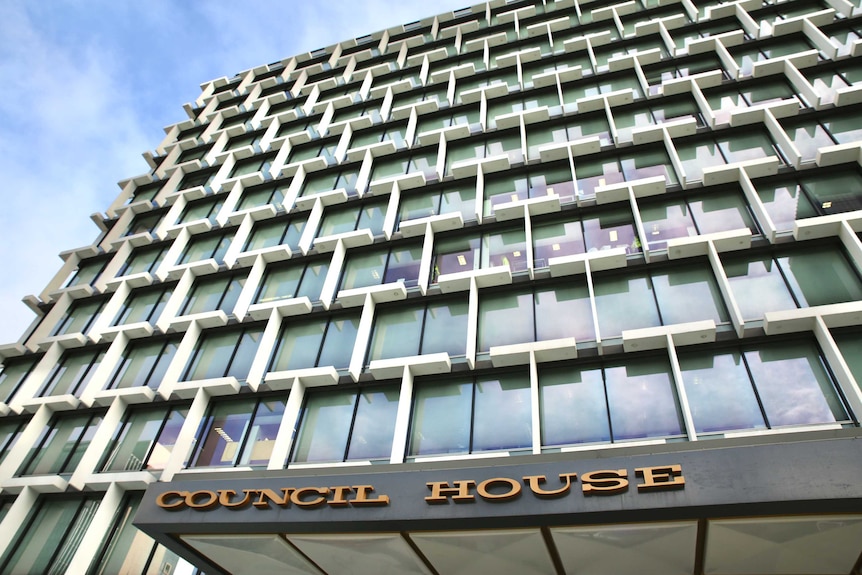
left=745, top=341, right=847, bottom=426
left=421, top=300, right=470, bottom=357
left=754, top=180, right=817, bottom=230
left=293, top=390, right=355, bottom=462
left=540, top=366, right=610, bottom=446
left=369, top=306, right=423, bottom=361
left=409, top=380, right=472, bottom=456
left=605, top=359, right=682, bottom=440
left=777, top=247, right=862, bottom=307
left=272, top=321, right=326, bottom=371
left=317, top=316, right=360, bottom=368
left=535, top=284, right=595, bottom=342
left=678, top=350, right=765, bottom=434
left=472, top=373, right=532, bottom=452
left=347, top=387, right=400, bottom=460
left=341, top=251, right=387, bottom=290
left=256, top=265, right=303, bottom=304
left=478, top=291, right=534, bottom=351
left=593, top=273, right=661, bottom=337
left=724, top=255, right=796, bottom=320
left=652, top=265, right=728, bottom=324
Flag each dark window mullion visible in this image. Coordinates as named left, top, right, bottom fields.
left=141, top=409, right=174, bottom=469
left=232, top=399, right=260, bottom=467
left=341, top=391, right=363, bottom=462
left=739, top=349, right=772, bottom=429
left=220, top=328, right=247, bottom=378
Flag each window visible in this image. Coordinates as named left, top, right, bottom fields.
left=371, top=149, right=438, bottom=181
left=88, top=493, right=198, bottom=575
left=415, top=105, right=481, bottom=133
left=563, top=72, right=645, bottom=108
left=782, top=108, right=862, bottom=162
left=104, top=337, right=181, bottom=390
left=540, top=356, right=684, bottom=447
left=643, top=53, right=725, bottom=95
left=229, top=153, right=277, bottom=179
left=638, top=186, right=756, bottom=249
left=235, top=181, right=290, bottom=212
left=287, top=139, right=338, bottom=165
left=51, top=297, right=106, bottom=336
left=226, top=130, right=262, bottom=151
left=243, top=216, right=305, bottom=253
left=18, top=411, right=104, bottom=476
left=408, top=372, right=532, bottom=457
left=432, top=226, right=528, bottom=280
left=190, top=396, right=285, bottom=468
left=446, top=131, right=523, bottom=174
left=678, top=340, right=850, bottom=435
left=177, top=168, right=217, bottom=192
left=478, top=283, right=595, bottom=351
left=398, top=181, right=477, bottom=225
left=730, top=36, right=814, bottom=77
left=269, top=314, right=360, bottom=372
left=180, top=273, right=246, bottom=316
left=0, top=496, right=101, bottom=574
left=593, top=262, right=729, bottom=338
left=39, top=347, right=106, bottom=397
left=349, top=122, right=408, bottom=150
left=128, top=181, right=162, bottom=204
left=486, top=89, right=560, bottom=128
left=183, top=326, right=263, bottom=382
left=177, top=232, right=232, bottom=265
left=291, top=385, right=399, bottom=463
left=723, top=245, right=862, bottom=320
left=177, top=145, right=208, bottom=163
left=526, top=112, right=612, bottom=160
left=676, top=128, right=783, bottom=182
left=754, top=168, right=862, bottom=230
left=804, top=63, right=860, bottom=106
left=125, top=209, right=165, bottom=236
left=368, top=297, right=470, bottom=361
left=100, top=405, right=188, bottom=472
left=706, top=79, right=802, bottom=125
left=178, top=196, right=224, bottom=225
left=575, top=145, right=678, bottom=197
left=612, top=96, right=704, bottom=142
left=340, top=243, right=422, bottom=291
left=119, top=243, right=169, bottom=277
left=0, top=418, right=27, bottom=465
left=316, top=199, right=387, bottom=238
left=0, top=356, right=38, bottom=403
left=255, top=259, right=329, bottom=304
left=112, top=285, right=172, bottom=326
left=300, top=167, right=359, bottom=197
left=63, top=256, right=110, bottom=289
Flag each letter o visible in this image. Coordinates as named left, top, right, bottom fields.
left=186, top=490, right=219, bottom=510
left=156, top=491, right=188, bottom=510
left=477, top=478, right=522, bottom=502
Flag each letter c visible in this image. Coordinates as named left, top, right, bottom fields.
left=156, top=491, right=188, bottom=510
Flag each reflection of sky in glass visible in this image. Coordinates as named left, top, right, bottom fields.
left=605, top=361, right=682, bottom=440
left=347, top=388, right=399, bottom=460
left=473, top=375, right=532, bottom=451
left=745, top=343, right=847, bottom=427
left=724, top=257, right=796, bottom=320
left=679, top=351, right=765, bottom=434
left=410, top=380, right=472, bottom=456
left=293, top=391, right=354, bottom=463
left=540, top=367, right=610, bottom=445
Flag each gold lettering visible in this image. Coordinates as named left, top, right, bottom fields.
left=476, top=477, right=522, bottom=502
left=636, top=465, right=685, bottom=491
left=156, top=491, right=187, bottom=510
left=581, top=469, right=629, bottom=495
left=252, top=488, right=293, bottom=509
left=350, top=485, right=390, bottom=507
left=328, top=485, right=354, bottom=507
left=290, top=487, right=331, bottom=508
left=186, top=490, right=219, bottom=510
left=425, top=480, right=476, bottom=504
left=217, top=489, right=255, bottom=509
left=523, top=473, right=578, bottom=498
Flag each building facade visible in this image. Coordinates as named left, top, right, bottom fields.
left=2, top=0, right=862, bottom=572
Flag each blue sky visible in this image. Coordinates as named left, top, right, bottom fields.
left=0, top=0, right=472, bottom=343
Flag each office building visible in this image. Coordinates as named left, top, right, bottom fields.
left=2, top=0, right=862, bottom=572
